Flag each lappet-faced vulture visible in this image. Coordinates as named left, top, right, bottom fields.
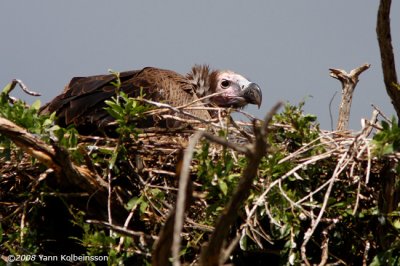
left=40, top=65, right=262, bottom=134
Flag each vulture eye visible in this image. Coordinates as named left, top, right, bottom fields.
left=221, top=80, right=231, bottom=88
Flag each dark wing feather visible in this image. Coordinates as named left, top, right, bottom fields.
left=40, top=70, right=141, bottom=129
left=40, top=67, right=211, bottom=134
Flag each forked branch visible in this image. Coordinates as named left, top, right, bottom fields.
left=330, top=64, right=370, bottom=131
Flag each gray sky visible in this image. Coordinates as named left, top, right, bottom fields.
left=1, top=1, right=399, bottom=130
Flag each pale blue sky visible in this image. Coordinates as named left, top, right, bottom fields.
left=1, top=1, right=399, bottom=130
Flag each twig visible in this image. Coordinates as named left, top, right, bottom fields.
left=20, top=202, right=28, bottom=245
left=228, top=116, right=254, bottom=142
left=278, top=134, right=333, bottom=164
left=3, top=79, right=41, bottom=97
left=365, top=141, right=372, bottom=184
left=107, top=170, right=113, bottom=236
left=329, top=91, right=338, bottom=131
left=318, top=221, right=338, bottom=266
left=141, top=99, right=212, bottom=125
left=202, top=131, right=252, bottom=155
left=363, top=240, right=370, bottom=266
left=361, top=110, right=379, bottom=138
left=371, top=103, right=391, bottom=123
left=171, top=132, right=202, bottom=266
left=353, top=176, right=363, bottom=216
left=86, top=219, right=157, bottom=241
left=177, top=91, right=225, bottom=109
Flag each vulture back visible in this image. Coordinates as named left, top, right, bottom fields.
left=40, top=67, right=212, bottom=135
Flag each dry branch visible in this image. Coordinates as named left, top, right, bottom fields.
left=0, top=117, right=106, bottom=190
left=86, top=219, right=157, bottom=241
left=377, top=0, right=399, bottom=120
left=3, top=79, right=41, bottom=97
left=0, top=117, right=116, bottom=218
left=376, top=0, right=400, bottom=251
left=330, top=64, right=370, bottom=131
left=171, top=135, right=200, bottom=266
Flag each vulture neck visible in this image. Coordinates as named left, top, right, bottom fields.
left=186, top=65, right=218, bottom=99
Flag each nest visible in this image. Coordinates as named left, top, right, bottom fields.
left=0, top=97, right=399, bottom=265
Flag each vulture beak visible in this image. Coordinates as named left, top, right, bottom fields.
left=241, top=82, right=262, bottom=108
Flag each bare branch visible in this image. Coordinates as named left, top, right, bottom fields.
left=202, top=131, right=252, bottom=155
left=377, top=0, right=399, bottom=120
left=330, top=64, right=371, bottom=131
left=3, top=79, right=41, bottom=97
left=86, top=219, right=157, bottom=241
left=171, top=134, right=201, bottom=266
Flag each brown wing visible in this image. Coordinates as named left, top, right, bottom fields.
left=40, top=67, right=211, bottom=134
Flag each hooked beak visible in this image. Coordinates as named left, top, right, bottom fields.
left=241, top=82, right=262, bottom=108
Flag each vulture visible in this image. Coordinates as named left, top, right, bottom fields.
left=40, top=65, right=262, bottom=135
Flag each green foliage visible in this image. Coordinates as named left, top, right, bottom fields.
left=0, top=90, right=50, bottom=158
left=372, top=116, right=400, bottom=157
left=370, top=245, right=400, bottom=266
left=273, top=100, right=319, bottom=151
left=104, top=91, right=148, bottom=137
left=0, top=92, right=52, bottom=135
left=126, top=187, right=166, bottom=218
left=0, top=83, right=80, bottom=160
left=195, top=135, right=240, bottom=223
left=104, top=70, right=151, bottom=139
left=1, top=222, right=39, bottom=256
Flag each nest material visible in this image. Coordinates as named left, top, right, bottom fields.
left=0, top=102, right=397, bottom=265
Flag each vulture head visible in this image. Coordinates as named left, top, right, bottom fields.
left=187, top=65, right=262, bottom=109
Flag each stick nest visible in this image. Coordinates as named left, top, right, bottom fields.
left=0, top=100, right=398, bottom=265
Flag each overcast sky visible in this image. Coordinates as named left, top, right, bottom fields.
left=1, top=1, right=399, bottom=130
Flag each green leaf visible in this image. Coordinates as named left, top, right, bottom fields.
left=239, top=231, right=247, bottom=251
left=109, top=148, right=119, bottom=169
left=381, top=120, right=390, bottom=130
left=140, top=201, right=149, bottom=214
left=126, top=197, right=142, bottom=211
left=30, top=99, right=41, bottom=110
left=393, top=219, right=400, bottom=230
left=218, top=179, right=228, bottom=196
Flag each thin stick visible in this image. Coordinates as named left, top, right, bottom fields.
left=86, top=219, right=157, bottom=240
left=171, top=132, right=203, bottom=266
left=3, top=79, right=41, bottom=96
